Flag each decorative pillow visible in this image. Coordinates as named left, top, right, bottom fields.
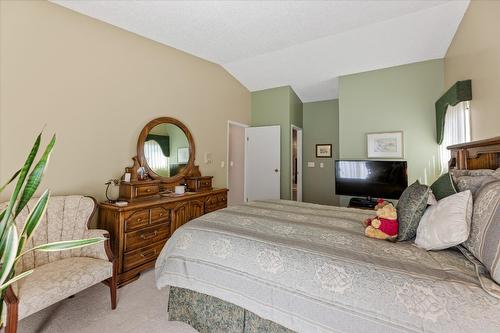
left=430, top=172, right=457, bottom=200
left=463, top=180, right=500, bottom=284
left=396, top=181, right=430, bottom=241
left=455, top=175, right=497, bottom=198
left=493, top=167, right=500, bottom=179
left=415, top=190, right=473, bottom=250
left=451, top=169, right=494, bottom=183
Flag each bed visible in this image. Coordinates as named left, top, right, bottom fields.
left=155, top=137, right=500, bottom=333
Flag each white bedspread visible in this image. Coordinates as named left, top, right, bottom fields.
left=156, top=200, right=500, bottom=333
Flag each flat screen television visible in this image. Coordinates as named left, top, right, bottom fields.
left=335, top=160, right=408, bottom=200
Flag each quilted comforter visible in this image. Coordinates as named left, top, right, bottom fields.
left=155, top=200, right=500, bottom=333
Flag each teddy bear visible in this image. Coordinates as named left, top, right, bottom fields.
left=363, top=201, right=398, bottom=241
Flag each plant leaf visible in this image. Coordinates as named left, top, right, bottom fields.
left=0, top=169, right=21, bottom=194
left=27, top=237, right=106, bottom=253
left=0, top=133, right=41, bottom=238
left=17, top=189, right=50, bottom=256
left=15, top=134, right=56, bottom=217
left=0, top=270, right=33, bottom=292
left=0, top=224, right=19, bottom=287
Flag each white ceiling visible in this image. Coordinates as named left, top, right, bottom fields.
left=52, top=0, right=469, bottom=102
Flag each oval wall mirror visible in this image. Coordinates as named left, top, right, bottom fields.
left=137, top=117, right=195, bottom=183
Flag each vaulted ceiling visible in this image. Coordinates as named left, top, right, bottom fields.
left=52, top=0, right=469, bottom=102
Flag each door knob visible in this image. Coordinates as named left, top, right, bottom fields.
left=274, top=169, right=279, bottom=172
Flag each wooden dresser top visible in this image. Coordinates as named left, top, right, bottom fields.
left=99, top=188, right=228, bottom=212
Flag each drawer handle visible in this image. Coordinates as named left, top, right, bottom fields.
left=140, top=231, right=158, bottom=240
left=137, top=218, right=143, bottom=222
left=146, top=188, right=151, bottom=192
left=159, top=213, right=163, bottom=217
left=140, top=249, right=157, bottom=258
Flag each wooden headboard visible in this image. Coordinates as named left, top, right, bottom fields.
left=448, top=136, right=500, bottom=170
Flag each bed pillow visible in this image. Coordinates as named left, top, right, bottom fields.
left=455, top=175, right=497, bottom=198
left=451, top=168, right=494, bottom=183
left=430, top=172, right=457, bottom=200
left=463, top=179, right=500, bottom=284
left=396, top=181, right=430, bottom=241
left=415, top=190, right=473, bottom=250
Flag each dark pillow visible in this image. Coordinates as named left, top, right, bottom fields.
left=430, top=172, right=457, bottom=200
left=396, top=181, right=430, bottom=241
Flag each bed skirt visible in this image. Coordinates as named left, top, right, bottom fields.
left=168, top=287, right=295, bottom=333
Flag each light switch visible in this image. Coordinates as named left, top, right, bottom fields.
left=320, top=162, right=324, bottom=168
left=230, top=161, right=234, bottom=167
left=220, top=161, right=225, bottom=168
left=307, top=162, right=315, bottom=167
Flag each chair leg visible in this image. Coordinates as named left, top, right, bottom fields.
left=109, top=275, right=117, bottom=310
left=109, top=260, right=117, bottom=310
left=5, top=301, right=19, bottom=333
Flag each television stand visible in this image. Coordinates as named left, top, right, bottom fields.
left=348, top=197, right=378, bottom=210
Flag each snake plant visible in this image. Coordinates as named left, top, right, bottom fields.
left=0, top=132, right=106, bottom=313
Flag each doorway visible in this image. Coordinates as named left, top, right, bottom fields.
left=227, top=121, right=248, bottom=206
left=291, top=125, right=303, bottom=201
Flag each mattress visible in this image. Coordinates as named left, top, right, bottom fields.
left=155, top=200, right=500, bottom=333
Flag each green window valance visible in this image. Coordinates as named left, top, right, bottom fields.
left=435, top=80, right=472, bottom=144
left=146, top=134, right=170, bottom=157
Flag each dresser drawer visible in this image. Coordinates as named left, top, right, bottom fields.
left=150, top=207, right=170, bottom=224
left=205, top=193, right=227, bottom=213
left=123, top=240, right=166, bottom=271
left=199, top=179, right=212, bottom=189
left=124, top=224, right=169, bottom=252
left=136, top=184, right=159, bottom=198
left=124, top=209, right=150, bottom=232
left=185, top=176, right=213, bottom=192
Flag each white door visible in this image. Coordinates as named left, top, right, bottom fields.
left=245, top=126, right=281, bottom=202
left=296, top=128, right=303, bottom=201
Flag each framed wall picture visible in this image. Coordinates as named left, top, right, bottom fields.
left=316, top=144, right=332, bottom=158
left=177, top=147, right=189, bottom=164
left=367, top=131, right=404, bottom=158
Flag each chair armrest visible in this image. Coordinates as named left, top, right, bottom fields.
left=81, top=229, right=114, bottom=262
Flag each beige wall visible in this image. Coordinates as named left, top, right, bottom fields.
left=445, top=0, right=500, bottom=140
left=0, top=1, right=250, bottom=201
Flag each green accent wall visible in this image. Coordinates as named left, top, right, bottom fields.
left=303, top=99, right=339, bottom=206
left=251, top=86, right=302, bottom=199
left=338, top=59, right=444, bottom=206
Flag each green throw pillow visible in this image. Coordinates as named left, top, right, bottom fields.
left=430, top=172, right=457, bottom=200
left=396, top=181, right=430, bottom=241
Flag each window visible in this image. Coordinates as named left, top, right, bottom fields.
left=144, top=140, right=170, bottom=176
left=440, top=101, right=471, bottom=172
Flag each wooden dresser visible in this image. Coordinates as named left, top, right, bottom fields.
left=98, top=188, right=227, bottom=286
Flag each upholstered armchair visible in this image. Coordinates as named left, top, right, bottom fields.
left=0, top=196, right=117, bottom=333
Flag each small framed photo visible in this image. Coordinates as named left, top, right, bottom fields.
left=123, top=173, right=131, bottom=182
left=316, top=144, right=332, bottom=158
left=367, top=131, right=404, bottom=158
left=177, top=147, right=189, bottom=164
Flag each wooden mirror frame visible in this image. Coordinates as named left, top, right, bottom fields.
left=137, top=117, right=196, bottom=185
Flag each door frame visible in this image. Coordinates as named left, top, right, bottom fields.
left=290, top=125, right=303, bottom=201
left=226, top=120, right=249, bottom=203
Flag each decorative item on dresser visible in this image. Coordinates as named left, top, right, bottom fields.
left=98, top=117, right=228, bottom=286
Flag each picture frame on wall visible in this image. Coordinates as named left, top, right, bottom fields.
left=367, top=131, right=404, bottom=158
left=177, top=147, right=189, bottom=163
left=316, top=144, right=332, bottom=158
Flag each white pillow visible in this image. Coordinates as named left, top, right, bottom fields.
left=415, top=190, right=473, bottom=250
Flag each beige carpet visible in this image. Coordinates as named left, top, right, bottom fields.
left=5, top=270, right=198, bottom=333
